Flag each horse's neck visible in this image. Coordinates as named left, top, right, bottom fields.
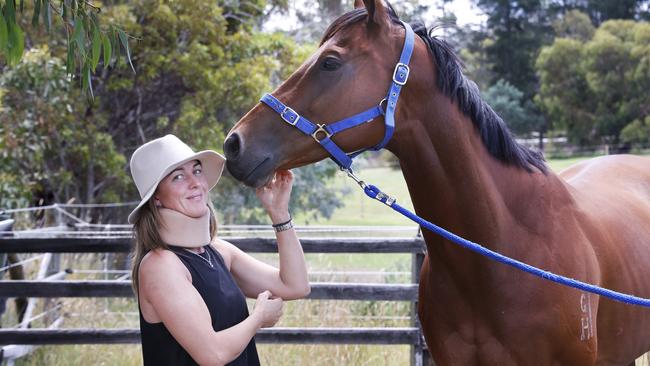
left=389, top=101, right=567, bottom=254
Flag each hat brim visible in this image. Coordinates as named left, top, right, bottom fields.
left=127, top=150, right=225, bottom=224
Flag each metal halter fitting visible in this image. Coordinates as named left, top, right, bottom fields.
left=260, top=21, right=415, bottom=171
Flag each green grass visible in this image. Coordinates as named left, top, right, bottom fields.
left=302, top=155, right=600, bottom=227
left=546, top=156, right=594, bottom=172
left=294, top=166, right=414, bottom=226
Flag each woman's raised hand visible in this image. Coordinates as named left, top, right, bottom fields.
left=255, top=170, right=293, bottom=223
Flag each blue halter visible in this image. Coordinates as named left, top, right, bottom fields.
left=260, top=21, right=415, bottom=170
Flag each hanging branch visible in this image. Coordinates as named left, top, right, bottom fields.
left=0, top=0, right=135, bottom=96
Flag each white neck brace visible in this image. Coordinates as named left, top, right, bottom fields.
left=158, top=208, right=211, bottom=248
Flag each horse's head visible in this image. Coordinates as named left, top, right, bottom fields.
left=224, top=0, right=408, bottom=187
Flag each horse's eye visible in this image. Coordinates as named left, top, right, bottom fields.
left=320, top=57, right=342, bottom=71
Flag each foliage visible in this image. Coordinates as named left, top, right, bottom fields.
left=0, top=47, right=130, bottom=211
left=456, top=30, right=492, bottom=92
left=552, top=9, right=595, bottom=41
left=544, top=0, right=650, bottom=25
left=0, top=0, right=133, bottom=95
left=536, top=18, right=650, bottom=146
left=0, top=0, right=346, bottom=224
left=621, top=116, right=650, bottom=144
left=472, top=0, right=649, bottom=146
left=482, top=79, right=544, bottom=138
left=217, top=161, right=348, bottom=225
left=475, top=0, right=553, bottom=101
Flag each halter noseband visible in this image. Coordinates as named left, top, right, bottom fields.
left=260, top=21, right=415, bottom=170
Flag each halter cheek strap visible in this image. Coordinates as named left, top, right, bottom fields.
left=260, top=21, right=415, bottom=170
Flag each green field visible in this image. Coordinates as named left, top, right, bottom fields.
left=300, top=155, right=599, bottom=226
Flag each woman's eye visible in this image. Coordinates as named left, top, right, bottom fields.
left=320, top=57, right=342, bottom=71
left=172, top=174, right=183, bottom=181
left=194, top=169, right=202, bottom=175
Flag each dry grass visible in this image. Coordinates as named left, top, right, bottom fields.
left=11, top=298, right=414, bottom=365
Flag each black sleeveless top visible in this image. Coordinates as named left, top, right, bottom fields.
left=139, top=244, right=260, bottom=366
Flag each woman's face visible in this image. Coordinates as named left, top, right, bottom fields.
left=155, top=160, right=209, bottom=218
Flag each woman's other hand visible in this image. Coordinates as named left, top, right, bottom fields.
left=252, top=290, right=283, bottom=328
left=255, top=170, right=293, bottom=224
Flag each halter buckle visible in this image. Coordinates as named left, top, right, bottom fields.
left=312, top=124, right=332, bottom=143
left=392, top=63, right=410, bottom=86
left=281, top=107, right=300, bottom=126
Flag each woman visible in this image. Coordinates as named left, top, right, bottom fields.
left=128, top=134, right=310, bottom=365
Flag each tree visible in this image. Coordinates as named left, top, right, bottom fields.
left=475, top=0, right=553, bottom=101
left=552, top=9, right=595, bottom=41
left=536, top=18, right=650, bottom=147
left=621, top=116, right=650, bottom=145
left=483, top=79, right=545, bottom=144
left=545, top=0, right=650, bottom=26
left=0, top=47, right=130, bottom=220
left=1, top=0, right=133, bottom=96
left=1, top=0, right=347, bottom=224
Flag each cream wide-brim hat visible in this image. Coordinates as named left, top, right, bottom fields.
left=127, top=134, right=225, bottom=224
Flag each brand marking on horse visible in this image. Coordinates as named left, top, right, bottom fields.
left=580, top=293, right=594, bottom=341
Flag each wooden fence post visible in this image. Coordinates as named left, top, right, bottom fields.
left=0, top=219, right=14, bottom=320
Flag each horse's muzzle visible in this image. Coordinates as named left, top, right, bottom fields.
left=223, top=132, right=276, bottom=187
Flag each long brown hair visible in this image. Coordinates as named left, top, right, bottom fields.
left=130, top=199, right=218, bottom=295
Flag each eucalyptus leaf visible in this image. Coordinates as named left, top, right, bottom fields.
left=6, top=0, right=16, bottom=23
left=85, top=65, right=94, bottom=98
left=91, top=23, right=101, bottom=70
left=8, top=21, right=24, bottom=65
left=43, top=0, right=51, bottom=32
left=118, top=29, right=135, bottom=73
left=73, top=19, right=85, bottom=57
left=32, top=0, right=42, bottom=27
left=102, top=33, right=111, bottom=65
left=0, top=18, right=8, bottom=52
left=110, top=28, right=120, bottom=67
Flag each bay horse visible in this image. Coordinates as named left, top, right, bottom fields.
left=223, top=0, right=650, bottom=364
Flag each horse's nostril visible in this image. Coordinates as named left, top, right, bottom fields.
left=223, top=133, right=241, bottom=160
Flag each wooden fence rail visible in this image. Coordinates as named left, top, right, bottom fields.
left=0, top=327, right=421, bottom=345
left=0, top=237, right=430, bottom=365
left=0, top=237, right=424, bottom=253
left=0, top=280, right=418, bottom=300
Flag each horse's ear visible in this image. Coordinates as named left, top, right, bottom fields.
left=360, top=0, right=391, bottom=28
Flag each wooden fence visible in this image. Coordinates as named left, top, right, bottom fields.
left=0, top=236, right=431, bottom=365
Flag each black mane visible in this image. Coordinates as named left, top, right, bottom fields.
left=321, top=7, right=547, bottom=173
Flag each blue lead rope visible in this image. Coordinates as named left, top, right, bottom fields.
left=351, top=176, right=650, bottom=307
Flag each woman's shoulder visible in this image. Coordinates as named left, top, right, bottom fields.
left=140, top=247, right=188, bottom=278
left=138, top=247, right=192, bottom=312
